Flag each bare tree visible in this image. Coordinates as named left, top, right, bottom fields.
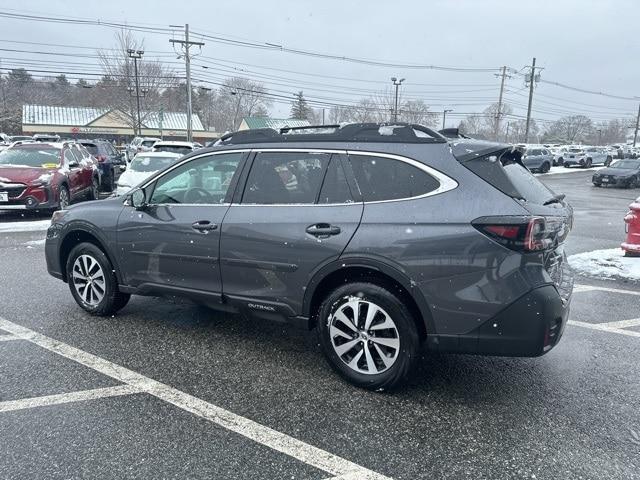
left=97, top=30, right=178, bottom=132
left=544, top=115, right=593, bottom=143
left=400, top=99, right=438, bottom=127
left=209, top=77, right=272, bottom=132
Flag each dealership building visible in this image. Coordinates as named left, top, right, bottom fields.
left=21, top=105, right=219, bottom=142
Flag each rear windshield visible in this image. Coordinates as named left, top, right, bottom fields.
left=0, top=148, right=60, bottom=167
left=153, top=146, right=191, bottom=155
left=80, top=144, right=98, bottom=156
left=130, top=155, right=179, bottom=172
left=610, top=160, right=640, bottom=169
left=461, top=150, right=554, bottom=204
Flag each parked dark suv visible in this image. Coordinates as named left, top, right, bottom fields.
left=77, top=139, right=124, bottom=192
left=45, top=124, right=574, bottom=390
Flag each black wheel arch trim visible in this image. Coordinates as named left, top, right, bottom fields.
left=302, top=254, right=436, bottom=334
left=58, top=220, right=124, bottom=284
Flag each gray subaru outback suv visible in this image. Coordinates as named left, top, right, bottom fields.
left=45, top=123, right=574, bottom=390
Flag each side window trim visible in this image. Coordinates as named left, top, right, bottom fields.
left=346, top=151, right=458, bottom=204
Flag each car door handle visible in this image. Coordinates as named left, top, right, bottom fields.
left=191, top=221, right=218, bottom=232
left=306, top=223, right=341, bottom=237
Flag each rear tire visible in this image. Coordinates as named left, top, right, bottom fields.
left=66, top=242, right=130, bottom=316
left=87, top=177, right=99, bottom=200
left=317, top=282, right=420, bottom=391
left=584, top=158, right=593, bottom=168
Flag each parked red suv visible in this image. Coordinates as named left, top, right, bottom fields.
left=0, top=142, right=99, bottom=211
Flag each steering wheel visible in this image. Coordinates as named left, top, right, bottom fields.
left=184, top=187, right=215, bottom=204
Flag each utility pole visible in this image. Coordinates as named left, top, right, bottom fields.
left=442, top=109, right=453, bottom=129
left=505, top=122, right=511, bottom=143
left=494, top=66, right=511, bottom=139
left=170, top=24, right=204, bottom=142
left=524, top=57, right=541, bottom=143
left=634, top=103, right=640, bottom=147
left=391, top=77, right=405, bottom=122
left=127, top=49, right=144, bottom=136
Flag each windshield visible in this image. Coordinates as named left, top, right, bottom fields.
left=610, top=160, right=640, bottom=169
left=129, top=155, right=178, bottom=172
left=153, top=146, right=192, bottom=154
left=0, top=148, right=60, bottom=167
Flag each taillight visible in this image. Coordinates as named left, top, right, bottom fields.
left=474, top=217, right=555, bottom=252
left=97, top=155, right=107, bottom=162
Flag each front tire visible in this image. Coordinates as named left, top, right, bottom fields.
left=66, top=242, right=130, bottom=316
left=605, top=157, right=612, bottom=167
left=317, top=282, right=420, bottom=391
left=540, top=162, right=550, bottom=173
left=58, top=185, right=70, bottom=210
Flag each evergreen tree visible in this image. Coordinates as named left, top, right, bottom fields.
left=290, top=91, right=309, bottom=120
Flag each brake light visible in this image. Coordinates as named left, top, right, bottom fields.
left=97, top=155, right=107, bottom=162
left=475, top=217, right=554, bottom=252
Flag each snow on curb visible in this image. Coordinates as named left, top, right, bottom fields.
left=536, top=166, right=605, bottom=176
left=568, top=248, right=640, bottom=282
left=0, top=220, right=51, bottom=233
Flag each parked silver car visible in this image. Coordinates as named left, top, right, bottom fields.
left=126, top=137, right=160, bottom=162
left=563, top=146, right=611, bottom=168
left=522, top=146, right=553, bottom=173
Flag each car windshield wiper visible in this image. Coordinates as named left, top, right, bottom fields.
left=543, top=193, right=566, bottom=206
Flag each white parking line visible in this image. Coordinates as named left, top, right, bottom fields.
left=0, top=385, right=142, bottom=413
left=568, top=320, right=640, bottom=338
left=0, top=317, right=391, bottom=480
left=0, top=334, right=19, bottom=342
left=598, top=318, right=640, bottom=329
left=574, top=284, right=640, bottom=296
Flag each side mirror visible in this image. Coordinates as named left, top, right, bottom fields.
left=130, top=188, right=147, bottom=209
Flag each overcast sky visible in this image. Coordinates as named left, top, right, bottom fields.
left=1, top=0, right=639, bottom=127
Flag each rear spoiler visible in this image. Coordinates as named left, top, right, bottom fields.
left=449, top=140, right=524, bottom=166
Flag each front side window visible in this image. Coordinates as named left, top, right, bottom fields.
left=242, top=152, right=330, bottom=204
left=149, top=152, right=242, bottom=205
left=349, top=154, right=440, bottom=202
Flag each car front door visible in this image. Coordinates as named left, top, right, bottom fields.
left=63, top=148, right=83, bottom=198
left=220, top=150, right=363, bottom=316
left=116, top=150, right=246, bottom=297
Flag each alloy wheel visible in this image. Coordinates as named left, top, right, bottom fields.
left=329, top=299, right=400, bottom=375
left=59, top=187, right=69, bottom=209
left=72, top=254, right=106, bottom=306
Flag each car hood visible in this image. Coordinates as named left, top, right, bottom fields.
left=118, top=169, right=156, bottom=187
left=597, top=167, right=637, bottom=176
left=0, top=166, right=57, bottom=184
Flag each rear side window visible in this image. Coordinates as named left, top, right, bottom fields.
left=81, top=143, right=98, bottom=156
left=242, top=152, right=330, bottom=204
left=141, top=140, right=156, bottom=148
left=349, top=154, right=440, bottom=202
left=462, top=151, right=553, bottom=204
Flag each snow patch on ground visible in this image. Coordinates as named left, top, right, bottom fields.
left=536, top=166, right=605, bottom=176
left=0, top=220, right=51, bottom=233
left=24, top=239, right=46, bottom=246
left=569, top=248, right=640, bottom=282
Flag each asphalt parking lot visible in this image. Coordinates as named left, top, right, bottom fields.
left=1, top=170, right=639, bottom=479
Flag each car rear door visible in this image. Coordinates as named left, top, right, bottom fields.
left=219, top=150, right=363, bottom=317
left=116, top=150, right=247, bottom=298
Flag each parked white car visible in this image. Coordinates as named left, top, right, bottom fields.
left=116, top=152, right=182, bottom=196
left=126, top=137, right=160, bottom=162
left=151, top=141, right=198, bottom=155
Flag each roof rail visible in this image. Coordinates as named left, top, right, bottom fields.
left=215, top=122, right=448, bottom=146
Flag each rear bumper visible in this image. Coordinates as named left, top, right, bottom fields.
left=432, top=284, right=571, bottom=357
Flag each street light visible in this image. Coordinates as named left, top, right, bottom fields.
left=391, top=77, right=405, bottom=122
left=127, top=49, right=144, bottom=136
left=442, top=109, right=453, bottom=130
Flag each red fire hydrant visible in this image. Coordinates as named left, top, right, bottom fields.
left=622, top=196, right=640, bottom=257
